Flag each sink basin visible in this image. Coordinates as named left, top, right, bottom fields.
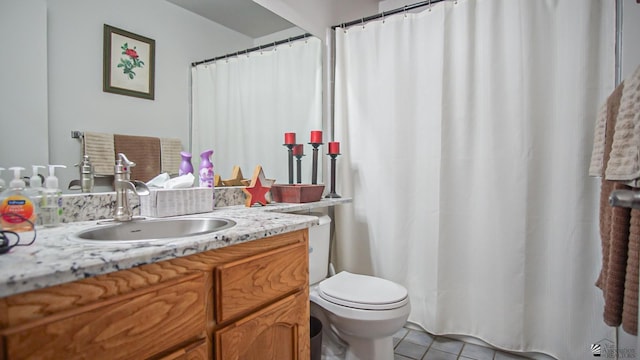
left=73, top=218, right=236, bottom=242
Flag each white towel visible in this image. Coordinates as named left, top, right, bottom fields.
left=83, top=132, right=115, bottom=176
left=160, top=138, right=182, bottom=175
left=606, top=65, right=640, bottom=181
left=589, top=101, right=609, bottom=176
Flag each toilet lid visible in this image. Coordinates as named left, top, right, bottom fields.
left=318, top=271, right=408, bottom=310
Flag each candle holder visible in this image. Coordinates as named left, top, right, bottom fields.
left=326, top=153, right=341, bottom=198
left=308, top=142, right=323, bottom=184
left=283, top=144, right=295, bottom=184
left=294, top=153, right=305, bottom=184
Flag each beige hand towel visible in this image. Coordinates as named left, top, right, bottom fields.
left=588, top=101, right=609, bottom=176
left=83, top=132, right=115, bottom=176
left=605, top=64, right=640, bottom=181
left=160, top=138, right=182, bottom=175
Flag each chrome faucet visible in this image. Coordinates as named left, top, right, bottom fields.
left=113, top=153, right=150, bottom=222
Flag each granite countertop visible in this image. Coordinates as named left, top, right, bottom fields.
left=0, top=198, right=350, bottom=298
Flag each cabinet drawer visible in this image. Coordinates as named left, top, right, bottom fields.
left=215, top=240, right=307, bottom=323
left=1, top=273, right=206, bottom=360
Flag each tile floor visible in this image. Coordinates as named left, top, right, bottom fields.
left=393, top=326, right=534, bottom=360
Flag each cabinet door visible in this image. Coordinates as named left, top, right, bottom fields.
left=1, top=273, right=206, bottom=360
left=215, top=291, right=310, bottom=360
left=215, top=240, right=307, bottom=323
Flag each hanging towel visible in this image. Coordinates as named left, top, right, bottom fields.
left=113, top=134, right=161, bottom=182
left=593, top=79, right=638, bottom=335
left=590, top=81, right=626, bottom=177
left=605, top=65, right=640, bottom=181
left=597, top=183, right=631, bottom=329
left=160, top=137, right=182, bottom=175
left=623, top=209, right=640, bottom=334
left=588, top=101, right=610, bottom=176
left=83, top=132, right=115, bottom=176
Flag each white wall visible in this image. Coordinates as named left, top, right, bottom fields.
left=254, top=0, right=379, bottom=40
left=0, top=0, right=254, bottom=191
left=0, top=1, right=49, bottom=175
left=622, top=0, right=640, bottom=80
left=253, top=26, right=306, bottom=46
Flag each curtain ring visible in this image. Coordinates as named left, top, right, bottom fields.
left=382, top=11, right=385, bottom=23
left=429, top=0, right=432, bottom=11
left=342, top=23, right=347, bottom=34
left=361, top=18, right=365, bottom=29
left=273, top=41, right=277, bottom=51
left=288, top=37, right=292, bottom=47
left=404, top=5, right=408, bottom=18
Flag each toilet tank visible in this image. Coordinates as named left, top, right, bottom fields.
left=307, top=213, right=331, bottom=285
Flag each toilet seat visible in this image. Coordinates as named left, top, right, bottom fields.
left=318, top=271, right=409, bottom=310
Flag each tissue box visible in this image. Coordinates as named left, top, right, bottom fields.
left=271, top=184, right=325, bottom=203
left=140, top=187, right=214, bottom=218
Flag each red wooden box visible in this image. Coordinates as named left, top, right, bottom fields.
left=271, top=184, right=325, bottom=203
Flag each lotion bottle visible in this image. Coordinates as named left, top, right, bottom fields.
left=0, top=167, right=36, bottom=232
left=41, top=165, right=66, bottom=227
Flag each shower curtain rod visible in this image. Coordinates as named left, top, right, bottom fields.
left=331, top=0, right=447, bottom=30
left=191, top=32, right=312, bottom=67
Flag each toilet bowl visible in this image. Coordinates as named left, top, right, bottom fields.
left=306, top=213, right=411, bottom=360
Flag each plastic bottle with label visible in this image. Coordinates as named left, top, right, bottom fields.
left=0, top=167, right=37, bottom=232
left=40, top=165, right=66, bottom=227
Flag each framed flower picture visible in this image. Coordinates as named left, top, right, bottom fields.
left=103, top=24, right=155, bottom=100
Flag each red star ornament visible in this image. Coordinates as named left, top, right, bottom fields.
left=243, top=165, right=272, bottom=207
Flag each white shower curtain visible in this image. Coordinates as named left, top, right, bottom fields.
left=334, top=1, right=614, bottom=358
left=191, top=37, right=322, bottom=184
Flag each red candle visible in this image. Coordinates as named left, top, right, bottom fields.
left=310, top=130, right=323, bottom=144
left=284, top=132, right=296, bottom=145
left=328, top=141, right=340, bottom=154
left=293, top=144, right=304, bottom=156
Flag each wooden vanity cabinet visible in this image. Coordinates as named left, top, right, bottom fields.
left=0, top=229, right=310, bottom=360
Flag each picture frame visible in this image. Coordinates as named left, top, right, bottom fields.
left=103, top=24, right=155, bottom=100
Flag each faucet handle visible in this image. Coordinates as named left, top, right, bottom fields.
left=118, top=153, right=136, bottom=168
left=115, top=153, right=136, bottom=176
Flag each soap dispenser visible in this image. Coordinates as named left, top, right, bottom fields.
left=29, top=165, right=45, bottom=190
left=27, top=165, right=45, bottom=226
left=76, top=155, right=94, bottom=193
left=199, top=149, right=214, bottom=188
left=41, top=165, right=66, bottom=227
left=0, top=167, right=37, bottom=232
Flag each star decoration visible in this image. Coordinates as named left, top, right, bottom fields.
left=242, top=165, right=272, bottom=207
left=222, top=166, right=246, bottom=186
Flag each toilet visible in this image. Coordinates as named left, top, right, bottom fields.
left=307, top=213, right=411, bottom=360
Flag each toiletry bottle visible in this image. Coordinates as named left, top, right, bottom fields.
left=199, top=149, right=214, bottom=188
left=179, top=151, right=194, bottom=176
left=27, top=165, right=45, bottom=225
left=41, top=165, right=66, bottom=227
left=76, top=155, right=94, bottom=193
left=0, top=167, right=5, bottom=193
left=0, top=167, right=36, bottom=232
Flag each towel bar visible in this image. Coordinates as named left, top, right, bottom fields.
left=610, top=189, right=640, bottom=209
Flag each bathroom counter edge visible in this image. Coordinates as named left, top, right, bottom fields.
left=0, top=198, right=352, bottom=298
